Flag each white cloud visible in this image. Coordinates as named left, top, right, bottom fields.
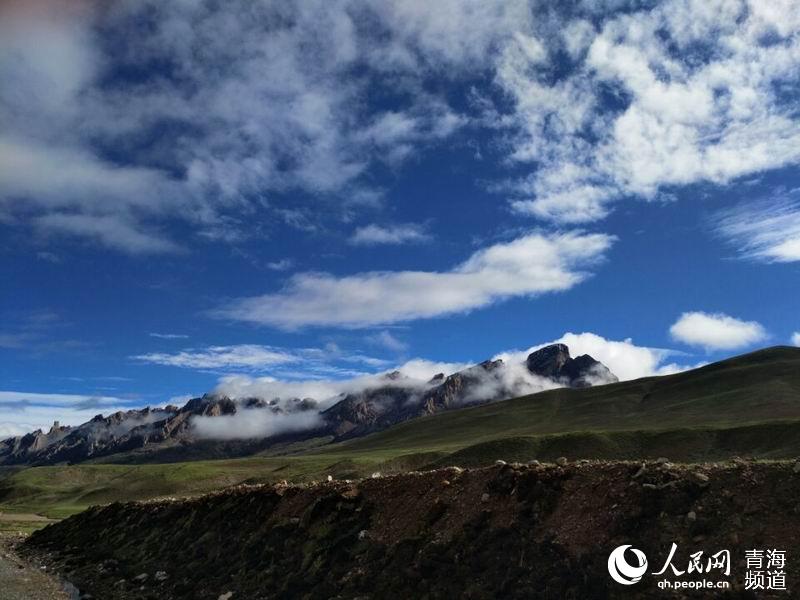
left=349, top=223, right=431, bottom=246
left=214, top=231, right=615, bottom=328
left=266, top=259, right=294, bottom=272
left=192, top=409, right=323, bottom=441
left=34, top=213, right=183, bottom=254
left=0, top=0, right=478, bottom=253
left=134, top=345, right=296, bottom=370
left=366, top=330, right=408, bottom=353
left=669, top=311, right=768, bottom=351
left=492, top=0, right=800, bottom=222
left=715, top=195, right=800, bottom=262
left=133, top=343, right=391, bottom=377
left=215, top=356, right=468, bottom=405
left=0, top=423, right=32, bottom=440
left=207, top=331, right=703, bottom=440
left=3, top=0, right=800, bottom=253
left=495, top=332, right=698, bottom=382
left=791, top=332, right=800, bottom=347
left=0, top=390, right=141, bottom=438
left=149, top=332, right=189, bottom=340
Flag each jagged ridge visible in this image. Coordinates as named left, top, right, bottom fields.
left=0, top=344, right=616, bottom=466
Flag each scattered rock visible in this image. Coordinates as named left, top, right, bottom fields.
left=642, top=483, right=657, bottom=490
left=632, top=464, right=647, bottom=479
left=555, top=457, right=568, bottom=466
left=154, top=570, right=168, bottom=581
left=326, top=475, right=333, bottom=482
left=692, top=471, right=710, bottom=483
left=358, top=530, right=368, bottom=540
left=371, top=472, right=381, bottom=478
left=495, top=460, right=507, bottom=466
left=655, top=457, right=670, bottom=465
left=793, top=462, right=800, bottom=474
left=133, top=573, right=148, bottom=582
left=687, top=511, right=697, bottom=522
left=218, top=593, right=234, bottom=600
left=527, top=460, right=541, bottom=466
left=481, top=493, right=490, bottom=502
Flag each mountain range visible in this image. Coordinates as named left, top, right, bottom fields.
left=0, top=344, right=615, bottom=466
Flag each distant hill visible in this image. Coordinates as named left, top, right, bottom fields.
left=1, top=346, right=800, bottom=519
left=321, top=345, right=800, bottom=460
left=0, top=344, right=616, bottom=466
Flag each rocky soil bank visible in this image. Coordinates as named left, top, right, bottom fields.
left=22, top=460, right=800, bottom=599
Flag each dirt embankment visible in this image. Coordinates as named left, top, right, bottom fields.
left=22, top=461, right=800, bottom=599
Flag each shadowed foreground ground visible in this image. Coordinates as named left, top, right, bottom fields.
left=20, top=460, right=800, bottom=599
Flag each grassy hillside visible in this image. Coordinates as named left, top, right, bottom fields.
left=2, top=346, right=799, bottom=520
left=320, top=345, right=800, bottom=457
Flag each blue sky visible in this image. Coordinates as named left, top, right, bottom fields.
left=1, top=0, right=799, bottom=435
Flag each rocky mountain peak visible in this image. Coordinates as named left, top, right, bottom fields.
left=525, top=344, right=571, bottom=378
left=526, top=344, right=617, bottom=387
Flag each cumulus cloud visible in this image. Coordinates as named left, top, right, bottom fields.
left=669, top=311, right=768, bottom=351
left=715, top=194, right=800, bottom=262
left=791, top=332, right=800, bottom=347
left=492, top=0, right=800, bottom=222
left=495, top=332, right=698, bottom=382
left=214, top=231, right=615, bottom=328
left=349, top=223, right=431, bottom=246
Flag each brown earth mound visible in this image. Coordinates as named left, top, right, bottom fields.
left=22, top=461, right=800, bottom=599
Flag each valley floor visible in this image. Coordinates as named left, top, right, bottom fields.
left=0, top=532, right=73, bottom=600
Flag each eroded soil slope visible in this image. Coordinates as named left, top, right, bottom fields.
left=23, top=461, right=800, bottom=599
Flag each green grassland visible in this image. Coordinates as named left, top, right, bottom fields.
left=2, top=346, right=799, bottom=521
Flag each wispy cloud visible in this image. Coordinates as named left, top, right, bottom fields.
left=0, top=309, right=88, bottom=355
left=133, top=345, right=296, bottom=370
left=714, top=194, right=800, bottom=262
left=132, top=343, right=390, bottom=377
left=149, top=332, right=190, bottom=340
left=266, top=259, right=294, bottom=272
left=213, top=231, right=615, bottom=329
left=367, top=330, right=408, bottom=353
left=349, top=223, right=431, bottom=246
